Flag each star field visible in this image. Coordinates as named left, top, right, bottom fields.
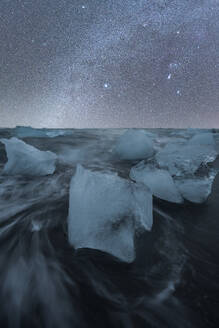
left=0, top=0, right=219, bottom=128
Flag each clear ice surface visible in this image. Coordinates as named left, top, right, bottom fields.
left=130, top=162, right=183, bottom=203
left=175, top=173, right=217, bottom=204
left=0, top=137, right=57, bottom=176
left=68, top=164, right=152, bottom=262
left=155, top=132, right=217, bottom=176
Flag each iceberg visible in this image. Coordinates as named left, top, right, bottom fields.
left=0, top=137, right=57, bottom=176
left=156, top=133, right=217, bottom=176
left=68, top=165, right=152, bottom=262
left=14, top=126, right=48, bottom=138
left=14, top=126, right=72, bottom=138
left=114, top=129, right=155, bottom=160
left=175, top=173, right=217, bottom=204
left=130, top=162, right=183, bottom=203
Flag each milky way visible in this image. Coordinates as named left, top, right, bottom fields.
left=0, top=0, right=219, bottom=128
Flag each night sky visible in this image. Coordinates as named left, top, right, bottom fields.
left=0, top=0, right=219, bottom=128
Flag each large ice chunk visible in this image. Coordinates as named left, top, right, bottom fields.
left=68, top=165, right=152, bottom=262
left=156, top=133, right=217, bottom=176
left=114, top=129, right=154, bottom=160
left=130, top=162, right=183, bottom=204
left=0, top=137, right=57, bottom=176
left=189, top=132, right=216, bottom=146
left=175, top=172, right=217, bottom=204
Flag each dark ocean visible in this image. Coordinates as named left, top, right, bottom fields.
left=0, top=127, right=218, bottom=328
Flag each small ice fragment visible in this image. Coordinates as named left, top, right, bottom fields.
left=31, top=220, right=43, bottom=232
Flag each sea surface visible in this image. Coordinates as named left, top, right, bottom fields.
left=0, top=127, right=219, bottom=328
